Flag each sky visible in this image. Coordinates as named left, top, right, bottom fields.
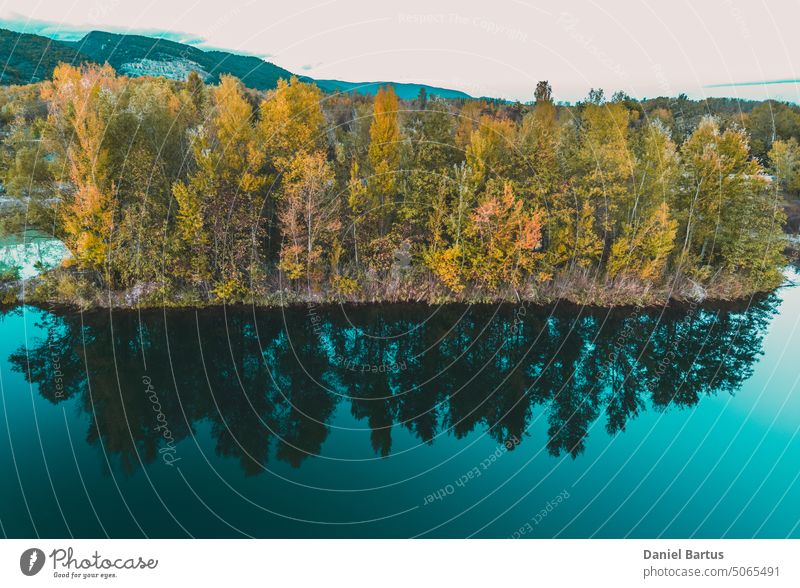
left=2, top=0, right=800, bottom=103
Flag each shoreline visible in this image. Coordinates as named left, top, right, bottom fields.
left=1, top=270, right=783, bottom=315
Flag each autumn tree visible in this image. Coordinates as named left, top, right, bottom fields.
left=548, top=199, right=604, bottom=271
left=465, top=115, right=518, bottom=190
left=423, top=180, right=544, bottom=294
left=0, top=70, right=790, bottom=305
left=604, top=121, right=679, bottom=281
left=466, top=182, right=544, bottom=294
left=367, top=85, right=401, bottom=233
left=454, top=100, right=485, bottom=151
left=42, top=64, right=122, bottom=274
left=518, top=81, right=560, bottom=203
left=172, top=75, right=266, bottom=300
left=259, top=76, right=326, bottom=174
left=278, top=151, right=340, bottom=289
left=677, top=118, right=744, bottom=270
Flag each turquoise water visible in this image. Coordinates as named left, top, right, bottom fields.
left=0, top=274, right=798, bottom=538
left=0, top=230, right=69, bottom=279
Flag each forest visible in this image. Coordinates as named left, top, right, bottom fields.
left=0, top=64, right=795, bottom=307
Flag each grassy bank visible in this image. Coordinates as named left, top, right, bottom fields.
left=2, top=263, right=783, bottom=312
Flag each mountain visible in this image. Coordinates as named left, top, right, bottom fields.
left=0, top=28, right=90, bottom=84
left=70, top=30, right=294, bottom=90
left=0, top=28, right=472, bottom=99
left=308, top=78, right=470, bottom=100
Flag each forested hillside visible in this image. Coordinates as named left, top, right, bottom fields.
left=0, top=65, right=793, bottom=307
left=0, top=29, right=88, bottom=84
left=0, top=27, right=470, bottom=99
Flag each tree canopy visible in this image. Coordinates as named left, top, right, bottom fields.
left=0, top=67, right=788, bottom=305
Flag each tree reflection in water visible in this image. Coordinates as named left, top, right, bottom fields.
left=8, top=295, right=779, bottom=475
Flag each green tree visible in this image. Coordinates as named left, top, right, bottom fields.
left=518, top=81, right=560, bottom=203
left=402, top=99, right=458, bottom=240
left=746, top=100, right=800, bottom=160
left=171, top=75, right=266, bottom=301
left=769, top=138, right=800, bottom=196
left=608, top=202, right=677, bottom=280
left=678, top=117, right=784, bottom=287
left=346, top=159, right=371, bottom=267
left=572, top=99, right=633, bottom=236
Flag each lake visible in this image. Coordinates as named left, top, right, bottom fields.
left=0, top=272, right=798, bottom=538
left=0, top=229, right=70, bottom=279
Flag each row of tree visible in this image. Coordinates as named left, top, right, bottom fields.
left=0, top=65, right=790, bottom=303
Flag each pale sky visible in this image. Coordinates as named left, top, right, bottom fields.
left=2, top=0, right=800, bottom=102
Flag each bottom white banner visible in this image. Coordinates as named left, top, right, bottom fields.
left=0, top=539, right=797, bottom=587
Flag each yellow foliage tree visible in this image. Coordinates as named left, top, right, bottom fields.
left=278, top=151, right=341, bottom=288
left=43, top=64, right=122, bottom=272
left=367, top=86, right=401, bottom=231
left=454, top=100, right=485, bottom=151
left=465, top=115, right=518, bottom=188
left=260, top=76, right=326, bottom=173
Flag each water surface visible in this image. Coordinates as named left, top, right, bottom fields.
left=0, top=275, right=798, bottom=538
left=0, top=229, right=69, bottom=278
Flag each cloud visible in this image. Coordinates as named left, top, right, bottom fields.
left=706, top=79, right=800, bottom=89
left=0, top=13, right=205, bottom=45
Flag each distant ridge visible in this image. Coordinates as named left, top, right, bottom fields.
left=0, top=28, right=89, bottom=84
left=0, top=27, right=472, bottom=99
left=306, top=78, right=471, bottom=100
